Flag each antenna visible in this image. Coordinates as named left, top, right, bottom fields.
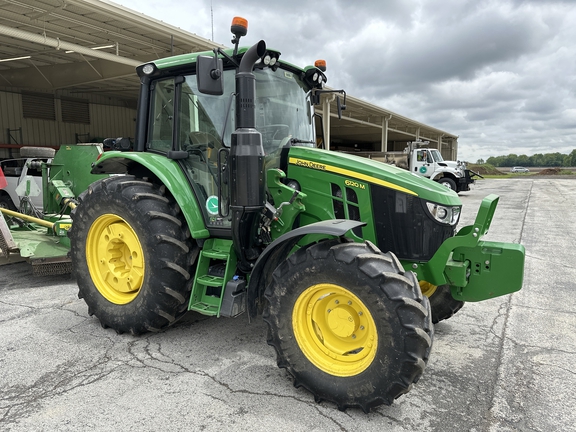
left=211, top=1, right=214, bottom=41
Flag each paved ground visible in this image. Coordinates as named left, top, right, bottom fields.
left=1, top=178, right=575, bottom=431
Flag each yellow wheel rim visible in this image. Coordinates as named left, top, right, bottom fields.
left=292, top=284, right=377, bottom=377
left=86, top=214, right=145, bottom=305
left=419, top=281, right=438, bottom=297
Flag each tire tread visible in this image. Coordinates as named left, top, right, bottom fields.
left=69, top=176, right=197, bottom=335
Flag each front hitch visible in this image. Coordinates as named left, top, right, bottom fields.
left=409, top=194, right=525, bottom=302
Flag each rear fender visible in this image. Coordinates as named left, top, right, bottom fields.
left=92, top=152, right=209, bottom=239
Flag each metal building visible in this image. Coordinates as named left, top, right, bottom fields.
left=0, top=0, right=458, bottom=159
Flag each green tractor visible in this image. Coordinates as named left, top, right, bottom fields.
left=68, top=17, right=525, bottom=412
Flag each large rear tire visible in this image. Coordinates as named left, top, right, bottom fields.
left=263, top=240, right=433, bottom=412
left=69, top=176, right=197, bottom=335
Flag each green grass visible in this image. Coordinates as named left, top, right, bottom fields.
left=468, top=163, right=576, bottom=179
left=478, top=174, right=509, bottom=179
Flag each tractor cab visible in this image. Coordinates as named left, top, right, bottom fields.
left=139, top=45, right=319, bottom=232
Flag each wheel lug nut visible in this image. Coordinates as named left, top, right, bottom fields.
left=335, top=300, right=339, bottom=304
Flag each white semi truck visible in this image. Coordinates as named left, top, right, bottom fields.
left=348, top=140, right=480, bottom=193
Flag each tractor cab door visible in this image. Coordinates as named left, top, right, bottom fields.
left=147, top=74, right=235, bottom=232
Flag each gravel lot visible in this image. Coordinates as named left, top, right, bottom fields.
left=1, top=178, right=575, bottom=431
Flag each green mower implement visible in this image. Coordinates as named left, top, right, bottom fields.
left=0, top=144, right=106, bottom=275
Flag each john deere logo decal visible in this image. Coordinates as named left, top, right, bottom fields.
left=288, top=157, right=418, bottom=197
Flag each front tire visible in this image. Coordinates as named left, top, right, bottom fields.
left=264, top=240, right=433, bottom=412
left=438, top=177, right=457, bottom=191
left=420, top=282, right=465, bottom=324
left=69, top=176, right=196, bottom=335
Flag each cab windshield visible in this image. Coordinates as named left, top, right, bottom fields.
left=151, top=67, right=315, bottom=155
left=430, top=149, right=444, bottom=162
left=253, top=68, right=314, bottom=153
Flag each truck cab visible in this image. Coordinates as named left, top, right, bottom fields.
left=409, top=143, right=474, bottom=192
left=348, top=141, right=477, bottom=193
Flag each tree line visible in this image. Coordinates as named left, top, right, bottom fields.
left=481, top=149, right=576, bottom=167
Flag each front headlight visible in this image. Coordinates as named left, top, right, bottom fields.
left=426, top=202, right=461, bottom=225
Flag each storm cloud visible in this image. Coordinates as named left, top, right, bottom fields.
left=115, top=0, right=576, bottom=161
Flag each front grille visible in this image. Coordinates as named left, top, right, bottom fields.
left=370, top=184, right=455, bottom=261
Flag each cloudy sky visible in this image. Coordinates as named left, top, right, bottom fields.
left=113, top=0, right=576, bottom=162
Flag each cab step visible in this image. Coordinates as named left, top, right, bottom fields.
left=189, top=238, right=244, bottom=317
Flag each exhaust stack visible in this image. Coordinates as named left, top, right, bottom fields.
left=229, top=38, right=267, bottom=272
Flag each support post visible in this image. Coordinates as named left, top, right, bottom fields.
left=381, top=115, right=391, bottom=152
left=322, top=95, right=334, bottom=150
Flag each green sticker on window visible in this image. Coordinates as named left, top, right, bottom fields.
left=206, top=195, right=219, bottom=215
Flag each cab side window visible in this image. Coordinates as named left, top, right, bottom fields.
left=148, top=79, right=175, bottom=152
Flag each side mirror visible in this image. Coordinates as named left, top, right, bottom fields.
left=336, top=96, right=347, bottom=119
left=197, top=53, right=224, bottom=95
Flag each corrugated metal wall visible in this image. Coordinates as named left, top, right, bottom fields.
left=0, top=88, right=136, bottom=158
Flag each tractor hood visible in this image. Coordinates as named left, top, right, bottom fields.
left=287, top=146, right=461, bottom=206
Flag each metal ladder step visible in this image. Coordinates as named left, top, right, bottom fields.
left=188, top=239, right=236, bottom=317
